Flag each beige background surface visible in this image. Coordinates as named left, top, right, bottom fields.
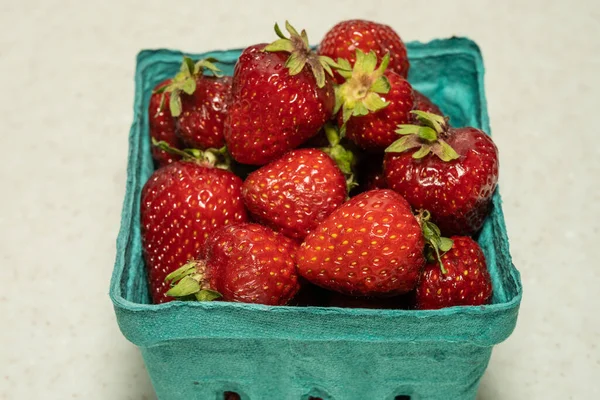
left=0, top=0, right=599, bottom=399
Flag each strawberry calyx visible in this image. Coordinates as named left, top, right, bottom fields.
left=321, top=122, right=357, bottom=192
left=334, top=49, right=392, bottom=132
left=154, top=56, right=223, bottom=117
left=165, top=261, right=222, bottom=302
left=151, top=138, right=232, bottom=170
left=416, top=210, right=453, bottom=274
left=385, top=110, right=459, bottom=162
left=263, top=21, right=341, bottom=88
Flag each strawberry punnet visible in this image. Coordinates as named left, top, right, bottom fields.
left=335, top=50, right=415, bottom=151
left=384, top=111, right=499, bottom=236
left=224, top=22, right=338, bottom=165
left=297, top=189, right=426, bottom=297
left=141, top=143, right=248, bottom=303
left=319, top=19, right=410, bottom=82
left=165, top=223, right=300, bottom=306
left=415, top=235, right=493, bottom=309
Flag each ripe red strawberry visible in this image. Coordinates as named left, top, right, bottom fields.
left=158, top=57, right=230, bottom=150
left=319, top=19, right=410, bottom=82
left=413, top=90, right=442, bottom=116
left=297, top=189, right=425, bottom=296
left=335, top=50, right=415, bottom=151
left=224, top=22, right=337, bottom=165
left=384, top=111, right=499, bottom=235
left=140, top=152, right=248, bottom=304
left=148, top=79, right=183, bottom=167
left=177, top=75, right=231, bottom=149
left=415, top=236, right=493, bottom=309
left=165, top=223, right=300, bottom=306
left=242, top=148, right=347, bottom=240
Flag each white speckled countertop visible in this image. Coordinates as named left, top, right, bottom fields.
left=1, top=0, right=599, bottom=399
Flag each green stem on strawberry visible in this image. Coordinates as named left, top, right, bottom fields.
left=165, top=261, right=222, bottom=302
left=263, top=21, right=343, bottom=88
left=151, top=138, right=232, bottom=170
left=153, top=56, right=223, bottom=117
left=334, top=49, right=392, bottom=134
left=416, top=210, right=453, bottom=274
left=321, top=122, right=357, bottom=193
left=385, top=110, right=460, bottom=162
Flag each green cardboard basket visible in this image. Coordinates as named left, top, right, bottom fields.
left=110, top=37, right=522, bottom=400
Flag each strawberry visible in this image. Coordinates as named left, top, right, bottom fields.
left=165, top=223, right=300, bottom=306
left=148, top=79, right=183, bottom=167
left=319, top=19, right=409, bottom=82
left=224, top=22, right=337, bottom=165
left=157, top=57, right=230, bottom=150
left=384, top=111, right=499, bottom=235
left=296, top=189, right=425, bottom=296
left=140, top=147, right=248, bottom=303
left=242, top=148, right=347, bottom=240
left=415, top=235, right=493, bottom=309
left=413, top=90, right=442, bottom=116
left=335, top=50, right=415, bottom=151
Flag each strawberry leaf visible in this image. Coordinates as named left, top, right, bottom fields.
left=385, top=135, right=421, bottom=153
left=439, top=237, right=454, bottom=252
left=432, top=140, right=460, bottom=161
left=166, top=276, right=201, bottom=297
left=412, top=145, right=432, bottom=159
left=363, top=92, right=389, bottom=112
left=370, top=76, right=391, bottom=94
left=169, top=90, right=182, bottom=117
left=264, top=39, right=294, bottom=53
left=195, top=289, right=222, bottom=301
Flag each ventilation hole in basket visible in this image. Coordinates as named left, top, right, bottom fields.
left=223, top=392, right=241, bottom=400
left=395, top=396, right=411, bottom=400
left=302, top=387, right=331, bottom=400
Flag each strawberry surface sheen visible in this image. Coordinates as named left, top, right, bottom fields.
left=319, top=19, right=410, bottom=82
left=177, top=76, right=231, bottom=149
left=413, top=90, right=442, bottom=116
left=343, top=72, right=414, bottom=150
left=297, top=189, right=425, bottom=296
left=384, top=127, right=499, bottom=236
left=140, top=161, right=247, bottom=303
left=242, top=149, right=347, bottom=240
left=148, top=79, right=183, bottom=167
left=415, top=236, right=493, bottom=309
left=202, top=223, right=300, bottom=305
left=224, top=44, right=335, bottom=165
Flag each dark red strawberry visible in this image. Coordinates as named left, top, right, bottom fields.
left=413, top=90, right=442, bottom=116
left=158, top=57, right=230, bottom=150
left=140, top=149, right=248, bottom=304
left=384, top=111, right=499, bottom=235
left=297, top=189, right=425, bottom=296
left=242, top=148, right=347, bottom=240
left=335, top=50, right=415, bottom=151
left=224, top=22, right=337, bottom=165
left=148, top=79, right=183, bottom=167
left=165, top=223, right=300, bottom=306
left=319, top=19, right=409, bottom=82
left=415, top=236, right=492, bottom=309
left=177, top=75, right=231, bottom=149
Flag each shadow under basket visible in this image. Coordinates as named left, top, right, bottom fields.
left=110, top=37, right=523, bottom=400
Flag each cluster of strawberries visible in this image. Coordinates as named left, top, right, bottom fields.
left=141, top=20, right=498, bottom=310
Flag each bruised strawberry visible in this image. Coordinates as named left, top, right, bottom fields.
left=413, top=90, right=442, bottom=116
left=158, top=57, right=230, bottom=150
left=141, top=148, right=247, bottom=303
left=224, top=22, right=338, bottom=165
left=148, top=79, right=183, bottom=167
left=335, top=50, right=414, bottom=151
left=297, top=189, right=425, bottom=296
left=415, top=236, right=492, bottom=309
left=242, top=148, right=347, bottom=240
left=165, top=223, right=300, bottom=306
left=384, top=111, right=499, bottom=235
left=319, top=19, right=409, bottom=82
